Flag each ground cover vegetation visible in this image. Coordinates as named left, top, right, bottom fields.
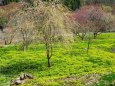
left=0, top=0, right=115, bottom=86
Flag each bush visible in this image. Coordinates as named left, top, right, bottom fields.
left=0, top=17, right=7, bottom=26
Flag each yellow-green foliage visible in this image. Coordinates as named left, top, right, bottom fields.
left=0, top=33, right=115, bottom=86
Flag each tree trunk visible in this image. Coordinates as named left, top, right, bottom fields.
left=46, top=44, right=51, bottom=67
left=82, top=32, right=86, bottom=40
left=47, top=48, right=51, bottom=67
left=87, top=31, right=91, bottom=54
left=94, top=33, right=97, bottom=39
left=47, top=57, right=51, bottom=67
left=4, top=40, right=7, bottom=45
left=22, top=42, right=29, bottom=51
left=82, top=33, right=84, bottom=40
left=23, top=45, right=27, bottom=51
left=78, top=32, right=86, bottom=40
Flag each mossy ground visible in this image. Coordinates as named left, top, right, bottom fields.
left=0, top=33, right=115, bottom=86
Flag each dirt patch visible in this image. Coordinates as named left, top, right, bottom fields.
left=48, top=73, right=101, bottom=86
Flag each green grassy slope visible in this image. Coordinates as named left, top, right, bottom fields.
left=0, top=33, right=115, bottom=86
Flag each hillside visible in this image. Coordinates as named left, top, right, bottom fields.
left=0, top=33, right=115, bottom=86
left=0, top=2, right=21, bottom=18
left=0, top=0, right=115, bottom=86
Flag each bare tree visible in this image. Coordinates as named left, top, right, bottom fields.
left=33, top=1, right=74, bottom=67
left=9, top=8, right=37, bottom=51
left=73, top=5, right=114, bottom=39
left=10, top=0, right=74, bottom=67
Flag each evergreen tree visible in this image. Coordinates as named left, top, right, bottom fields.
left=2, top=0, right=19, bottom=5
left=63, top=0, right=82, bottom=10
left=43, top=0, right=83, bottom=10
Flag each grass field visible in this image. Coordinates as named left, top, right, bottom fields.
left=0, top=33, right=115, bottom=86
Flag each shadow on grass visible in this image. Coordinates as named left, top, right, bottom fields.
left=102, top=73, right=115, bottom=82
left=97, top=73, right=115, bottom=86
left=0, top=59, right=47, bottom=76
